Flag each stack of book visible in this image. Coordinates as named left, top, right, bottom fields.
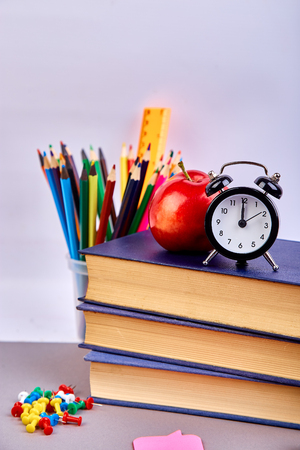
left=78, top=230, right=300, bottom=429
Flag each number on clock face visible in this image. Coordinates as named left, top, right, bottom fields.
left=211, top=194, right=271, bottom=254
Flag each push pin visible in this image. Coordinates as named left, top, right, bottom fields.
left=59, top=384, right=75, bottom=395
left=24, top=392, right=40, bottom=404
left=39, top=417, right=53, bottom=435
left=60, top=411, right=82, bottom=426
left=18, top=391, right=29, bottom=403
left=50, top=398, right=63, bottom=416
left=37, top=397, right=49, bottom=412
left=11, top=402, right=23, bottom=417
left=63, top=393, right=75, bottom=404
left=20, top=404, right=32, bottom=423
left=26, top=414, right=40, bottom=433
left=44, top=390, right=53, bottom=400
left=67, top=400, right=85, bottom=415
left=33, top=387, right=44, bottom=397
left=84, top=397, right=103, bottom=410
left=40, top=412, right=59, bottom=427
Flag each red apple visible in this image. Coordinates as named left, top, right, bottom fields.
left=149, top=170, right=217, bottom=252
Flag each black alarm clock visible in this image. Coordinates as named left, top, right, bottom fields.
left=203, top=161, right=283, bottom=270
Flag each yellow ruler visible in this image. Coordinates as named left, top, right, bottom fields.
left=137, top=107, right=171, bottom=201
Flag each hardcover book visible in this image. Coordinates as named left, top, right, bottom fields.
left=80, top=230, right=300, bottom=338
left=78, top=302, right=300, bottom=386
left=84, top=350, right=300, bottom=430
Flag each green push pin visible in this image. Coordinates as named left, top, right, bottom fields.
left=33, top=387, right=43, bottom=397
left=68, top=400, right=85, bottom=415
left=44, top=390, right=53, bottom=399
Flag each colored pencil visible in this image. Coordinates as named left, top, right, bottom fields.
left=121, top=155, right=147, bottom=236
left=127, top=145, right=135, bottom=173
left=81, top=149, right=90, bottom=175
left=169, top=163, right=181, bottom=178
left=65, top=157, right=80, bottom=219
left=137, top=144, right=151, bottom=207
left=44, top=155, right=71, bottom=253
left=49, top=145, right=60, bottom=164
left=90, top=146, right=106, bottom=217
left=99, top=147, right=117, bottom=227
left=60, top=166, right=79, bottom=260
left=99, top=147, right=108, bottom=182
left=79, top=167, right=89, bottom=260
left=95, top=165, right=116, bottom=245
left=64, top=144, right=80, bottom=190
left=137, top=162, right=170, bottom=232
left=169, top=150, right=181, bottom=175
left=128, top=169, right=158, bottom=234
left=37, top=149, right=48, bottom=183
left=124, top=156, right=139, bottom=198
left=50, top=150, right=64, bottom=209
left=120, top=143, right=128, bottom=199
left=112, top=163, right=141, bottom=239
left=88, top=163, right=98, bottom=247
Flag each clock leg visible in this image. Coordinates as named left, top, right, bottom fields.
left=203, top=249, right=218, bottom=266
left=263, top=251, right=279, bottom=271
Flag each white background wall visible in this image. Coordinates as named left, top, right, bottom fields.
left=1, top=0, right=299, bottom=342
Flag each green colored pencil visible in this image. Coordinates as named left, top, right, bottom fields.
left=81, top=149, right=90, bottom=175
left=90, top=147, right=105, bottom=213
left=128, top=170, right=158, bottom=234
left=79, top=166, right=89, bottom=260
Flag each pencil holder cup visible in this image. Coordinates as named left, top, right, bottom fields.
left=67, top=256, right=88, bottom=341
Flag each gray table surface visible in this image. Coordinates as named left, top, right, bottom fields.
left=1, top=342, right=299, bottom=450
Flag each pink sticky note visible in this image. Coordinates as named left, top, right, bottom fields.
left=133, top=430, right=204, bottom=450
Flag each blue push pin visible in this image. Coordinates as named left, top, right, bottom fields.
left=50, top=413, right=59, bottom=426
left=24, top=392, right=40, bottom=404
left=60, top=401, right=68, bottom=412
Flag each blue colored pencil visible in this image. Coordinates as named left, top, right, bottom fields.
left=43, top=154, right=71, bottom=255
left=60, top=165, right=79, bottom=260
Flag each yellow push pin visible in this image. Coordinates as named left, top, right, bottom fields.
left=20, top=403, right=32, bottom=420
left=26, top=414, right=40, bottom=433
left=37, top=397, right=49, bottom=412
left=50, top=398, right=63, bottom=416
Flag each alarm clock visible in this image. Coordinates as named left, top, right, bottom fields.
left=203, top=161, right=282, bottom=270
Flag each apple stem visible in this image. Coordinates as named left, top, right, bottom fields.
left=178, top=161, right=193, bottom=181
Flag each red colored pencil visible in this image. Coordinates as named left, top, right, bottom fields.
left=95, top=165, right=116, bottom=245
left=127, top=145, right=135, bottom=173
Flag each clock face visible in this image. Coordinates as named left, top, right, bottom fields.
left=205, top=187, right=279, bottom=261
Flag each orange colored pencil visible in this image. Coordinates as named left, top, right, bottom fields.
left=95, top=165, right=116, bottom=245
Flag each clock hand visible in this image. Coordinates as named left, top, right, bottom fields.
left=238, top=201, right=246, bottom=228
left=246, top=211, right=263, bottom=222
left=241, top=201, right=245, bottom=220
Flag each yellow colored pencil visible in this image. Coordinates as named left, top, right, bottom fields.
left=88, top=163, right=98, bottom=247
left=120, top=143, right=128, bottom=199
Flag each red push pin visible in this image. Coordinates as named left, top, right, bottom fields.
left=59, top=384, right=75, bottom=395
left=11, top=402, right=23, bottom=417
left=61, top=411, right=82, bottom=426
left=39, top=417, right=53, bottom=435
left=83, top=397, right=103, bottom=410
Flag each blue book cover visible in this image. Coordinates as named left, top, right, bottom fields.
left=78, top=302, right=300, bottom=386
left=84, top=350, right=300, bottom=430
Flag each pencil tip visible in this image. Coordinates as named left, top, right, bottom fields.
left=147, top=143, right=151, bottom=150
